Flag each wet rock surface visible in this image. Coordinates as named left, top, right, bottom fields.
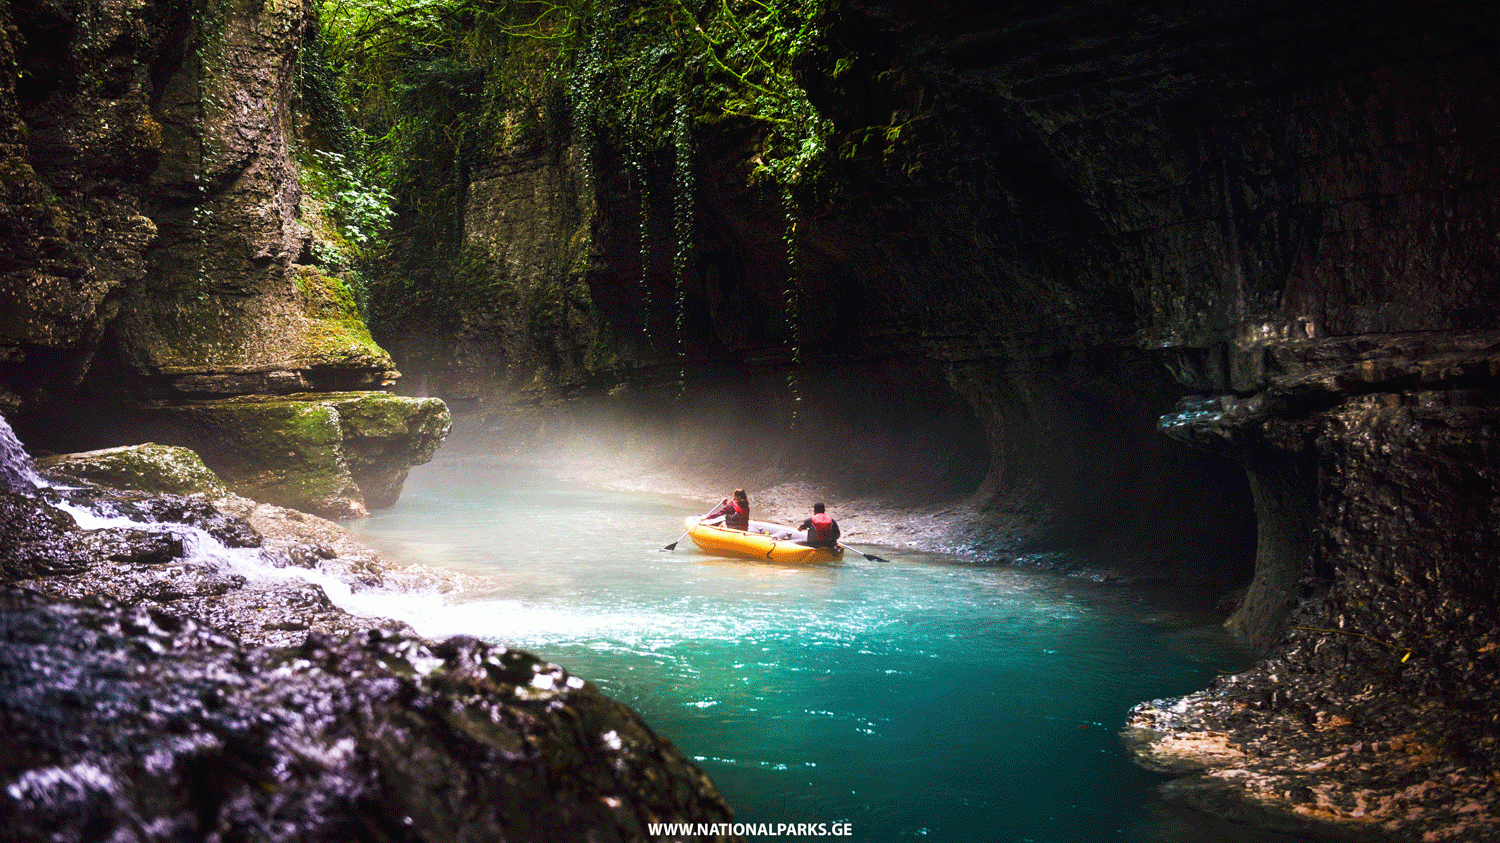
left=0, top=589, right=737, bottom=842
left=1125, top=629, right=1500, bottom=843
left=0, top=454, right=740, bottom=840
left=3, top=477, right=402, bottom=647
left=1144, top=386, right=1500, bottom=840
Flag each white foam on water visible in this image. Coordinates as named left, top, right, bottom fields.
left=52, top=500, right=136, bottom=531
left=51, top=496, right=448, bottom=628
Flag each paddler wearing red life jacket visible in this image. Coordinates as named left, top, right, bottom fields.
left=706, top=489, right=750, bottom=530
left=798, top=502, right=841, bottom=548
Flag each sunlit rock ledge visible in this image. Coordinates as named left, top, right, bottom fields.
left=123, top=391, right=452, bottom=518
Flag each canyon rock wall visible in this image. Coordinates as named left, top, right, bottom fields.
left=550, top=0, right=1499, bottom=644
left=431, top=5, right=1500, bottom=833
left=0, top=0, right=445, bottom=514
left=423, top=5, right=1500, bottom=637
left=808, top=1, right=1498, bottom=836
left=325, top=0, right=1500, bottom=671
left=775, top=0, right=1500, bottom=651
left=380, top=136, right=606, bottom=402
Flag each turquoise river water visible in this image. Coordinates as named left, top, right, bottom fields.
left=348, top=449, right=1269, bottom=843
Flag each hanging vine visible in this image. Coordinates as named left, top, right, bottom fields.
left=189, top=0, right=230, bottom=305
left=781, top=192, right=802, bottom=426
left=670, top=94, right=693, bottom=395
left=626, top=97, right=654, bottom=350
left=306, top=0, right=845, bottom=395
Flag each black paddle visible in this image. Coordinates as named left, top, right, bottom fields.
left=662, top=505, right=720, bottom=551
left=838, top=543, right=892, bottom=563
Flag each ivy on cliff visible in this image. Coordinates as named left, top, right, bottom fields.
left=303, top=0, right=842, bottom=375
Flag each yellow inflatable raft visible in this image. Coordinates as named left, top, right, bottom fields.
left=683, top=516, right=845, bottom=564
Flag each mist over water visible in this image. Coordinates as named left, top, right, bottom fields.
left=351, top=436, right=1271, bottom=842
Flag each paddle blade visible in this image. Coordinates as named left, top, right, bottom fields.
left=840, top=545, right=891, bottom=563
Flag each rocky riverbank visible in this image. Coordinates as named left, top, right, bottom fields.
left=0, top=440, right=741, bottom=841
left=1123, top=607, right=1500, bottom=843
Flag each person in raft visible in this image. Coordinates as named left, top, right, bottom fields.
left=798, top=502, right=841, bottom=548
left=705, top=489, right=750, bottom=531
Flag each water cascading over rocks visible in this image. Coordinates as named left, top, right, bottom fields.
left=0, top=411, right=42, bottom=493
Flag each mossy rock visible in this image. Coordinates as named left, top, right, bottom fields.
left=323, top=392, right=451, bottom=509
left=293, top=267, right=393, bottom=371
left=134, top=392, right=450, bottom=518
left=141, top=398, right=362, bottom=518
left=37, top=444, right=230, bottom=498
left=325, top=392, right=449, bottom=446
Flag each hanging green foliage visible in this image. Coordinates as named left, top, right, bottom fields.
left=564, top=0, right=836, bottom=188
left=303, top=0, right=843, bottom=375
left=309, top=0, right=838, bottom=235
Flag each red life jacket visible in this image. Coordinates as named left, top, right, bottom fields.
left=725, top=501, right=749, bottom=530
left=809, top=512, right=834, bottom=541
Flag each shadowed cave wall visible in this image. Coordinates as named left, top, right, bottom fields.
left=396, top=0, right=1500, bottom=657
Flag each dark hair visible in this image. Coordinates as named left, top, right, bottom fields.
left=813, top=502, right=825, bottom=513
left=734, top=489, right=749, bottom=504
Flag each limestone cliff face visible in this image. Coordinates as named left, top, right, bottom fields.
left=380, top=137, right=605, bottom=401
left=0, top=0, right=162, bottom=409
left=0, top=0, right=445, bottom=515
left=116, top=0, right=398, bottom=399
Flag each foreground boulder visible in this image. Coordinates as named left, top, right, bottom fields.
left=0, top=589, right=737, bottom=842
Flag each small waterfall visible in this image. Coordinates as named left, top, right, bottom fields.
left=0, top=413, right=44, bottom=492
left=0, top=411, right=436, bottom=630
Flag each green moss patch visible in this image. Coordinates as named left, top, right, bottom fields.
left=294, top=266, right=394, bottom=369
left=135, top=392, right=450, bottom=518
left=38, top=443, right=231, bottom=498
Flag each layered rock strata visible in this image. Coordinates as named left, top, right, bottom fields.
left=125, top=392, right=452, bottom=518
left=0, top=0, right=443, bottom=514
